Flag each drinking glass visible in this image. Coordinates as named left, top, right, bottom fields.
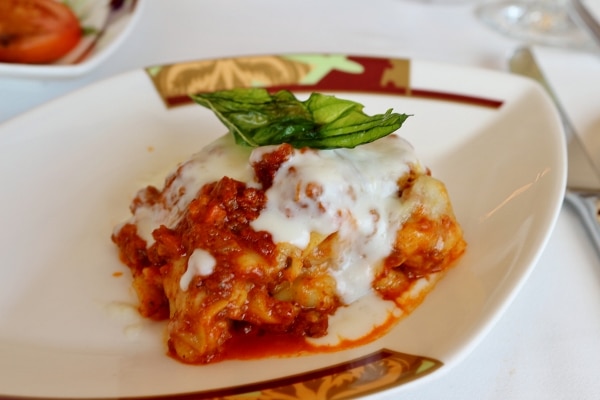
left=475, top=0, right=591, bottom=48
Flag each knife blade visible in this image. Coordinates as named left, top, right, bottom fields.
left=570, top=0, right=600, bottom=49
left=509, top=46, right=600, bottom=255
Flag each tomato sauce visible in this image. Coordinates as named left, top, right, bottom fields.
left=218, top=307, right=402, bottom=362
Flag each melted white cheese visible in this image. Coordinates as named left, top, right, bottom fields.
left=129, top=135, right=254, bottom=244
left=129, top=134, right=425, bottom=304
left=306, top=292, right=402, bottom=347
left=250, top=135, right=423, bottom=304
left=180, top=249, right=217, bottom=290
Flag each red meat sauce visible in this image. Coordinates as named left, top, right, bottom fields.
left=112, top=143, right=417, bottom=363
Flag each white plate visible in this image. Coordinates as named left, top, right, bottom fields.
left=0, top=55, right=566, bottom=399
left=0, top=0, right=143, bottom=79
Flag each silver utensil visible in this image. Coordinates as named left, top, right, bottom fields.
left=509, top=46, right=600, bottom=255
left=570, top=0, right=600, bottom=49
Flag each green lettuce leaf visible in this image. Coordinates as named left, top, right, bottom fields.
left=190, top=88, right=410, bottom=149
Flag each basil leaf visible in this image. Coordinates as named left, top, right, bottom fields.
left=191, top=88, right=410, bottom=149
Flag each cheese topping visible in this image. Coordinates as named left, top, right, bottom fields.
left=130, top=135, right=254, bottom=244
left=180, top=249, right=217, bottom=291
left=250, top=135, right=423, bottom=304
left=129, top=134, right=424, bottom=304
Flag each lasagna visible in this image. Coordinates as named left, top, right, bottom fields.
left=112, top=91, right=466, bottom=364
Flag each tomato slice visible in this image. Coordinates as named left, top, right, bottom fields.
left=0, top=0, right=82, bottom=64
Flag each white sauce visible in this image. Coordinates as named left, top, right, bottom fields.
left=307, top=292, right=402, bottom=346
left=250, top=135, right=423, bottom=304
left=129, top=134, right=425, bottom=305
left=180, top=248, right=217, bottom=290
left=104, top=301, right=144, bottom=341
left=129, top=135, right=255, bottom=244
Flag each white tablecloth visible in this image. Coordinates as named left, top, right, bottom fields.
left=1, top=1, right=599, bottom=398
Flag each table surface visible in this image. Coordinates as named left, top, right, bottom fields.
left=1, top=1, right=599, bottom=399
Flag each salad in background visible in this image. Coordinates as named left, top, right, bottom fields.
left=0, top=0, right=136, bottom=66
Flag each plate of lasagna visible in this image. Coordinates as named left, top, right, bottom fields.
left=0, top=54, right=566, bottom=399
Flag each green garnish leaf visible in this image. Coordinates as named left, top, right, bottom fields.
left=190, top=88, right=410, bottom=149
